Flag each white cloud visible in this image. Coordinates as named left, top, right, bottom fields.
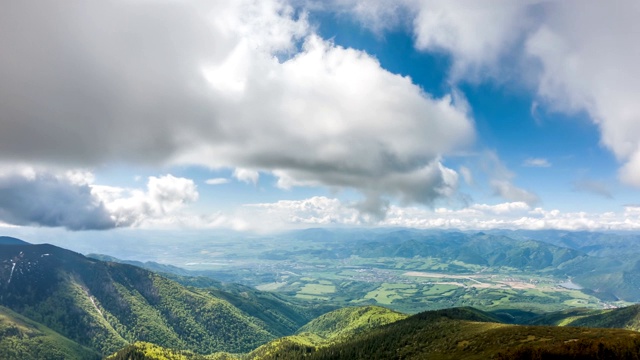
left=459, top=166, right=473, bottom=185
left=471, top=202, right=530, bottom=215
left=0, top=0, right=474, bottom=219
left=523, top=158, right=551, bottom=168
left=335, top=0, right=536, bottom=80
left=246, top=196, right=360, bottom=226
left=326, top=0, right=410, bottom=34
left=343, top=1, right=640, bottom=189
left=217, top=196, right=640, bottom=232
left=524, top=2, right=640, bottom=187
left=173, top=32, right=475, bottom=216
left=233, top=168, right=260, bottom=185
left=410, top=0, right=534, bottom=80
left=205, top=178, right=230, bottom=185
left=624, top=206, right=640, bottom=217
left=390, top=204, right=640, bottom=231
left=95, top=174, right=199, bottom=227
left=482, top=151, right=539, bottom=206
left=490, top=180, right=539, bottom=206
left=529, top=4, right=640, bottom=187
left=572, top=179, right=613, bottom=199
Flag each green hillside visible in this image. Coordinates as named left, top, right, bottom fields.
left=0, top=243, right=322, bottom=356
left=244, top=306, right=407, bottom=360
left=526, top=307, right=601, bottom=326
left=243, top=333, right=323, bottom=360
left=111, top=306, right=640, bottom=360
left=570, top=304, right=640, bottom=330
left=530, top=304, right=640, bottom=331
left=261, top=307, right=640, bottom=360
left=0, top=305, right=100, bottom=360
left=88, top=253, right=336, bottom=337
left=106, top=341, right=211, bottom=360
left=296, top=305, right=407, bottom=341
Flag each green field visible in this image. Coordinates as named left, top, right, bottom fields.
left=242, top=259, right=621, bottom=314
left=298, top=283, right=336, bottom=295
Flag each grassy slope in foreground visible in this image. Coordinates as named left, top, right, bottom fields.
left=245, top=306, right=407, bottom=359
left=297, top=305, right=408, bottom=341
left=261, top=307, right=640, bottom=360
left=0, top=305, right=100, bottom=360
left=108, top=306, right=640, bottom=359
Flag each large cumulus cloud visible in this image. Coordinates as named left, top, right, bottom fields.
left=338, top=0, right=640, bottom=189
left=525, top=1, right=640, bottom=186
left=0, top=0, right=474, bottom=219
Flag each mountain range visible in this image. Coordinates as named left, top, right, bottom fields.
left=3, top=235, right=640, bottom=359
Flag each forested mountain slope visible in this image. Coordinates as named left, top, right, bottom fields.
left=0, top=305, right=100, bottom=360
left=0, top=242, right=324, bottom=356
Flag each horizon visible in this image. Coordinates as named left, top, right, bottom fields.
left=3, top=226, right=640, bottom=265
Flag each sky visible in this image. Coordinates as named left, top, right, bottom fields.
left=1, top=0, right=640, bottom=236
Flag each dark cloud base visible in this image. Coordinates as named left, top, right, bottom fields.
left=0, top=173, right=115, bottom=230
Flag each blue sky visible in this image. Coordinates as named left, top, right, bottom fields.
left=1, top=0, right=639, bottom=235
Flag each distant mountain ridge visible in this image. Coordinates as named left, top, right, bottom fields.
left=259, top=230, right=636, bottom=301
left=264, top=231, right=598, bottom=271
left=0, top=236, right=30, bottom=245
left=529, top=304, right=640, bottom=331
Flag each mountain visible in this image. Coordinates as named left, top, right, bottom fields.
left=0, top=241, right=327, bottom=356
left=529, top=304, right=640, bottom=331
left=87, top=253, right=336, bottom=337
left=271, top=229, right=640, bottom=302
left=569, top=304, right=640, bottom=330
left=106, top=341, right=212, bottom=360
left=261, top=307, right=640, bottom=360
left=495, top=230, right=640, bottom=258
left=526, top=307, right=600, bottom=326
left=275, top=230, right=599, bottom=272
left=108, top=306, right=406, bottom=359
left=87, top=253, right=196, bottom=277
left=245, top=306, right=407, bottom=360
left=0, top=305, right=100, bottom=360
left=0, top=236, right=29, bottom=245
left=296, top=305, right=407, bottom=341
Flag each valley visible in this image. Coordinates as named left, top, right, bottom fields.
left=86, top=229, right=636, bottom=315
